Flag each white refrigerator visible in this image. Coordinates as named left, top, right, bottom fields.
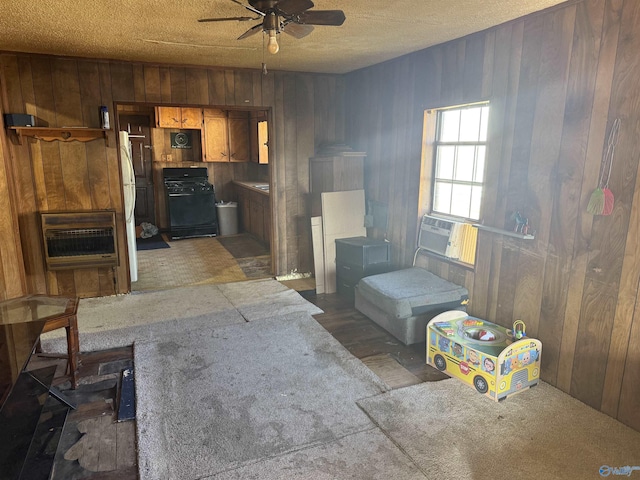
left=119, top=131, right=138, bottom=282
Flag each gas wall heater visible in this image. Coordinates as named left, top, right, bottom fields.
left=40, top=210, right=118, bottom=270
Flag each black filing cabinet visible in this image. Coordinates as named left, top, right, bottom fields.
left=335, top=237, right=391, bottom=299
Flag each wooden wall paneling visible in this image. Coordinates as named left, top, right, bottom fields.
left=504, top=15, right=544, bottom=227
left=472, top=24, right=517, bottom=319
left=272, top=73, right=287, bottom=275
left=439, top=41, right=465, bottom=106
left=74, top=268, right=101, bottom=298
left=538, top=254, right=571, bottom=382
left=313, top=75, right=336, bottom=148
left=462, top=33, right=486, bottom=102
left=396, top=59, right=419, bottom=264
left=523, top=5, right=575, bottom=379
left=234, top=71, right=253, bottom=106
left=511, top=251, right=545, bottom=337
left=334, top=77, right=346, bottom=146
left=186, top=68, right=209, bottom=105
left=571, top=279, right=618, bottom=409
left=251, top=71, right=262, bottom=106
left=557, top=0, right=622, bottom=394
left=132, top=64, right=145, bottom=102
left=159, top=67, right=172, bottom=103
left=493, top=243, right=519, bottom=325
left=100, top=61, right=127, bottom=295
left=480, top=30, right=496, bottom=99
left=2, top=56, right=43, bottom=295
left=617, top=291, right=640, bottom=430
left=51, top=58, right=83, bottom=127
left=295, top=75, right=314, bottom=273
left=169, top=67, right=188, bottom=104
left=525, top=6, right=576, bottom=254
left=143, top=66, right=162, bottom=104
left=282, top=74, right=299, bottom=271
left=107, top=62, right=135, bottom=104
left=208, top=70, right=226, bottom=106
left=0, top=106, right=27, bottom=299
left=600, top=0, right=640, bottom=419
left=224, top=70, right=235, bottom=106
left=541, top=0, right=606, bottom=385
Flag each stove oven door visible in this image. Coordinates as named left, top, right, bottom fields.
left=166, top=191, right=218, bottom=239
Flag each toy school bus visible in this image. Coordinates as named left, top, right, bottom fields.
left=426, top=310, right=542, bottom=402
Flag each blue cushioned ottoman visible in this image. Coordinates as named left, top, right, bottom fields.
left=354, top=267, right=468, bottom=345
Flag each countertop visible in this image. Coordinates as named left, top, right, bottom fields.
left=232, top=180, right=270, bottom=196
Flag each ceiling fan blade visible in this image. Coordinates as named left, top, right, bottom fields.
left=295, top=10, right=345, bottom=26
left=198, top=16, right=259, bottom=22
left=281, top=22, right=314, bottom=39
left=231, top=0, right=265, bottom=17
left=237, top=23, right=264, bottom=40
left=275, top=0, right=314, bottom=15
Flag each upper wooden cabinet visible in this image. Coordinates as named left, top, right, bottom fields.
left=250, top=111, right=269, bottom=164
left=203, top=109, right=250, bottom=163
left=228, top=111, right=249, bottom=162
left=203, top=115, right=229, bottom=162
left=155, top=106, right=202, bottom=129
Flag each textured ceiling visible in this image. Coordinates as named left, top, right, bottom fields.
left=0, top=0, right=567, bottom=74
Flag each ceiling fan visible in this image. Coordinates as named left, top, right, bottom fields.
left=198, top=0, right=346, bottom=54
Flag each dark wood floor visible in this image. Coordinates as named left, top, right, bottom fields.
left=31, top=290, right=445, bottom=479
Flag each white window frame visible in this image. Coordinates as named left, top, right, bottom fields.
left=427, top=103, right=489, bottom=221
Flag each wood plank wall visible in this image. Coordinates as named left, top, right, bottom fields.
left=345, top=0, right=640, bottom=431
left=0, top=55, right=345, bottom=297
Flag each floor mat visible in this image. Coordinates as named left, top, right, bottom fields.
left=136, top=235, right=170, bottom=251
left=218, top=234, right=269, bottom=258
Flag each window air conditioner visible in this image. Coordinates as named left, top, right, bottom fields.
left=417, top=215, right=464, bottom=260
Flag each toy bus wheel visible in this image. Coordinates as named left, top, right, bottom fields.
left=473, top=375, right=489, bottom=394
left=434, top=354, right=447, bottom=371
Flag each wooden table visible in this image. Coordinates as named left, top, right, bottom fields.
left=0, top=294, right=79, bottom=479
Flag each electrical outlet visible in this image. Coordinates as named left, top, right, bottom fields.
left=166, top=154, right=172, bottom=162
left=161, top=154, right=167, bottom=161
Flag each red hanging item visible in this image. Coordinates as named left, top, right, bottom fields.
left=588, top=118, right=619, bottom=216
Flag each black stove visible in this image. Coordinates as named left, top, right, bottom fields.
left=163, top=168, right=218, bottom=239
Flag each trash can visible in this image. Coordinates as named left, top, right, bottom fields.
left=216, top=201, right=238, bottom=236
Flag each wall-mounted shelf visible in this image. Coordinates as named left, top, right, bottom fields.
left=473, top=224, right=535, bottom=240
left=8, top=127, right=110, bottom=146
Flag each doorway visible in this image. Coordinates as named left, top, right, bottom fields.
left=119, top=114, right=155, bottom=226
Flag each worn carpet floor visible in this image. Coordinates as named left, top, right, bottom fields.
left=357, top=379, right=640, bottom=479
left=134, top=313, right=407, bottom=480
left=41, top=279, right=322, bottom=353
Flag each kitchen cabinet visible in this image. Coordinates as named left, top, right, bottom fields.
left=250, top=112, right=269, bottom=164
left=203, top=112, right=229, bottom=162
left=155, top=106, right=202, bottom=129
left=203, top=109, right=249, bottom=163
left=233, top=181, right=270, bottom=245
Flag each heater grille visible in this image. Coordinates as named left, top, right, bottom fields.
left=41, top=211, right=118, bottom=270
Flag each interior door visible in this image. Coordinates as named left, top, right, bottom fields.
left=119, top=114, right=155, bottom=225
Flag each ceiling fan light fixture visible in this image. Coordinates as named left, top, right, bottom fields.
left=264, top=11, right=280, bottom=54
left=267, top=29, right=279, bottom=54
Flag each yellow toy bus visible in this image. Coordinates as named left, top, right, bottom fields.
left=426, top=310, right=542, bottom=401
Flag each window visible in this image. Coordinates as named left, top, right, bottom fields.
left=431, top=103, right=489, bottom=220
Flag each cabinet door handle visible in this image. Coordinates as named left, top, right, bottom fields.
left=342, top=265, right=351, bottom=270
